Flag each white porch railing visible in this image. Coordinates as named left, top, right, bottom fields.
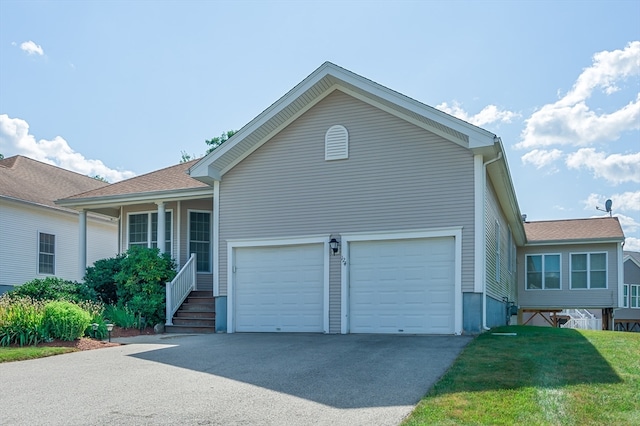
left=165, top=253, right=197, bottom=326
left=560, top=309, right=602, bottom=330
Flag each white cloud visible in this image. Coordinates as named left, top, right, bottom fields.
left=0, top=114, right=136, bottom=183
left=521, top=149, right=563, bottom=169
left=19, top=40, right=44, bottom=56
left=566, top=148, right=640, bottom=183
left=436, top=101, right=519, bottom=127
left=584, top=191, right=640, bottom=213
left=517, top=41, right=640, bottom=149
left=625, top=237, right=640, bottom=252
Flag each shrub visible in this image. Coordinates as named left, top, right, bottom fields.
left=103, top=304, right=138, bottom=329
left=42, top=301, right=92, bottom=341
left=9, top=277, right=96, bottom=303
left=84, top=253, right=125, bottom=304
left=0, top=295, right=47, bottom=346
left=114, top=246, right=176, bottom=325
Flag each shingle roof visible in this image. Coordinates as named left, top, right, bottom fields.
left=0, top=155, right=109, bottom=211
left=624, top=251, right=640, bottom=265
left=524, top=217, right=625, bottom=243
left=61, top=159, right=209, bottom=200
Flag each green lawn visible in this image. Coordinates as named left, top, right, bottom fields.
left=404, top=326, right=639, bottom=426
left=0, top=346, right=76, bottom=363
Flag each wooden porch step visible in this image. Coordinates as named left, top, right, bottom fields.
left=166, top=290, right=216, bottom=334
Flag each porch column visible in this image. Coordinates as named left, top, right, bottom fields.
left=156, top=201, right=166, bottom=254
left=78, top=209, right=87, bottom=279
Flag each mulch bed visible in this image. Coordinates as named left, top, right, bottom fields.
left=31, top=327, right=157, bottom=351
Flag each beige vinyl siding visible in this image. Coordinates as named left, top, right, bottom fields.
left=329, top=252, right=341, bottom=333
left=0, top=199, right=117, bottom=287
left=218, top=90, right=475, bottom=301
left=518, top=242, right=620, bottom=308
left=485, top=179, right=516, bottom=301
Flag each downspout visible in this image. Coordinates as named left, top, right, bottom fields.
left=482, top=151, right=503, bottom=331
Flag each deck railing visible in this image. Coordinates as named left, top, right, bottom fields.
left=165, top=253, right=197, bottom=326
left=560, top=309, right=602, bottom=330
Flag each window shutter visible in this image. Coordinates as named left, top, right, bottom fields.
left=325, top=125, right=348, bottom=160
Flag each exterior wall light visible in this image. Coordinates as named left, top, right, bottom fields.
left=329, top=238, right=340, bottom=255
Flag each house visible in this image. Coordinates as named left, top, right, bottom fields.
left=58, top=62, right=626, bottom=334
left=517, top=218, right=625, bottom=329
left=615, top=251, right=640, bottom=331
left=0, top=155, right=118, bottom=294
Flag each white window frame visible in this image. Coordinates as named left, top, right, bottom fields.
left=495, top=221, right=501, bottom=282
left=570, top=252, right=608, bottom=290
left=37, top=231, right=56, bottom=275
left=507, top=226, right=515, bottom=275
left=631, top=284, right=640, bottom=309
left=188, top=209, right=212, bottom=273
left=525, top=253, right=562, bottom=290
left=126, top=210, right=173, bottom=254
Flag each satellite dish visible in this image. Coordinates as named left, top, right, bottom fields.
left=605, top=199, right=612, bottom=213
left=596, top=199, right=613, bottom=217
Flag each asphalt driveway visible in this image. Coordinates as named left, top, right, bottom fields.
left=0, top=333, right=472, bottom=425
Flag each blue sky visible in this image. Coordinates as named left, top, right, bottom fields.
left=1, top=0, right=639, bottom=250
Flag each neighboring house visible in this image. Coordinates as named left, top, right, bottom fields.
left=517, top=218, right=625, bottom=329
left=58, top=62, right=627, bottom=334
left=615, top=251, right=640, bottom=331
left=0, top=155, right=118, bottom=294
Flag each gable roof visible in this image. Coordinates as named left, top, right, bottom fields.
left=56, top=160, right=212, bottom=216
left=188, top=61, right=525, bottom=245
left=0, top=155, right=109, bottom=213
left=524, top=217, right=625, bottom=244
left=624, top=251, right=640, bottom=268
left=189, top=61, right=501, bottom=184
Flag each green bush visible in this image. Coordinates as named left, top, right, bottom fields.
left=42, top=301, right=92, bottom=341
left=103, top=304, right=138, bottom=328
left=84, top=253, right=125, bottom=304
left=114, top=246, right=176, bottom=325
left=0, top=296, right=46, bottom=346
left=9, top=277, right=96, bottom=303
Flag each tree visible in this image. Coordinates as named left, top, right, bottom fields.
left=0, top=153, right=4, bottom=159
left=92, top=175, right=109, bottom=183
left=205, top=130, right=237, bottom=154
left=180, top=150, right=193, bottom=163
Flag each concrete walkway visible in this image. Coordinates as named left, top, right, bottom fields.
left=0, top=333, right=472, bottom=425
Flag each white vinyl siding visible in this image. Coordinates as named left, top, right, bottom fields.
left=38, top=232, right=55, bottom=275
left=570, top=252, right=607, bottom=289
left=526, top=254, right=561, bottom=290
left=325, top=125, right=348, bottom=160
left=0, top=199, right=118, bottom=288
left=495, top=221, right=500, bottom=282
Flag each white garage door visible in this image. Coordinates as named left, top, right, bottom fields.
left=234, top=244, right=324, bottom=332
left=349, top=237, right=455, bottom=334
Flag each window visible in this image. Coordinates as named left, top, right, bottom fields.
left=570, top=253, right=607, bottom=289
left=38, top=232, right=55, bottom=275
left=526, top=254, right=560, bottom=290
left=189, top=211, right=211, bottom=272
left=623, top=284, right=629, bottom=308
left=128, top=211, right=172, bottom=252
left=631, top=285, right=640, bottom=309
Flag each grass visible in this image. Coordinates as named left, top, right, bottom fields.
left=404, top=326, right=640, bottom=425
left=0, top=346, right=76, bottom=363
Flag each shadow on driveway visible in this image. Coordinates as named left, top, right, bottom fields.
left=128, top=333, right=472, bottom=409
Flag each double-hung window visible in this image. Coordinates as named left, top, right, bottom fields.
left=189, top=211, right=211, bottom=272
left=38, top=232, right=55, bottom=275
left=570, top=253, right=607, bottom=289
left=631, top=285, right=640, bottom=309
left=128, top=211, right=172, bottom=253
left=526, top=254, right=561, bottom=290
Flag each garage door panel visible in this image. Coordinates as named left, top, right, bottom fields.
left=235, top=244, right=324, bottom=333
left=350, top=237, right=455, bottom=334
